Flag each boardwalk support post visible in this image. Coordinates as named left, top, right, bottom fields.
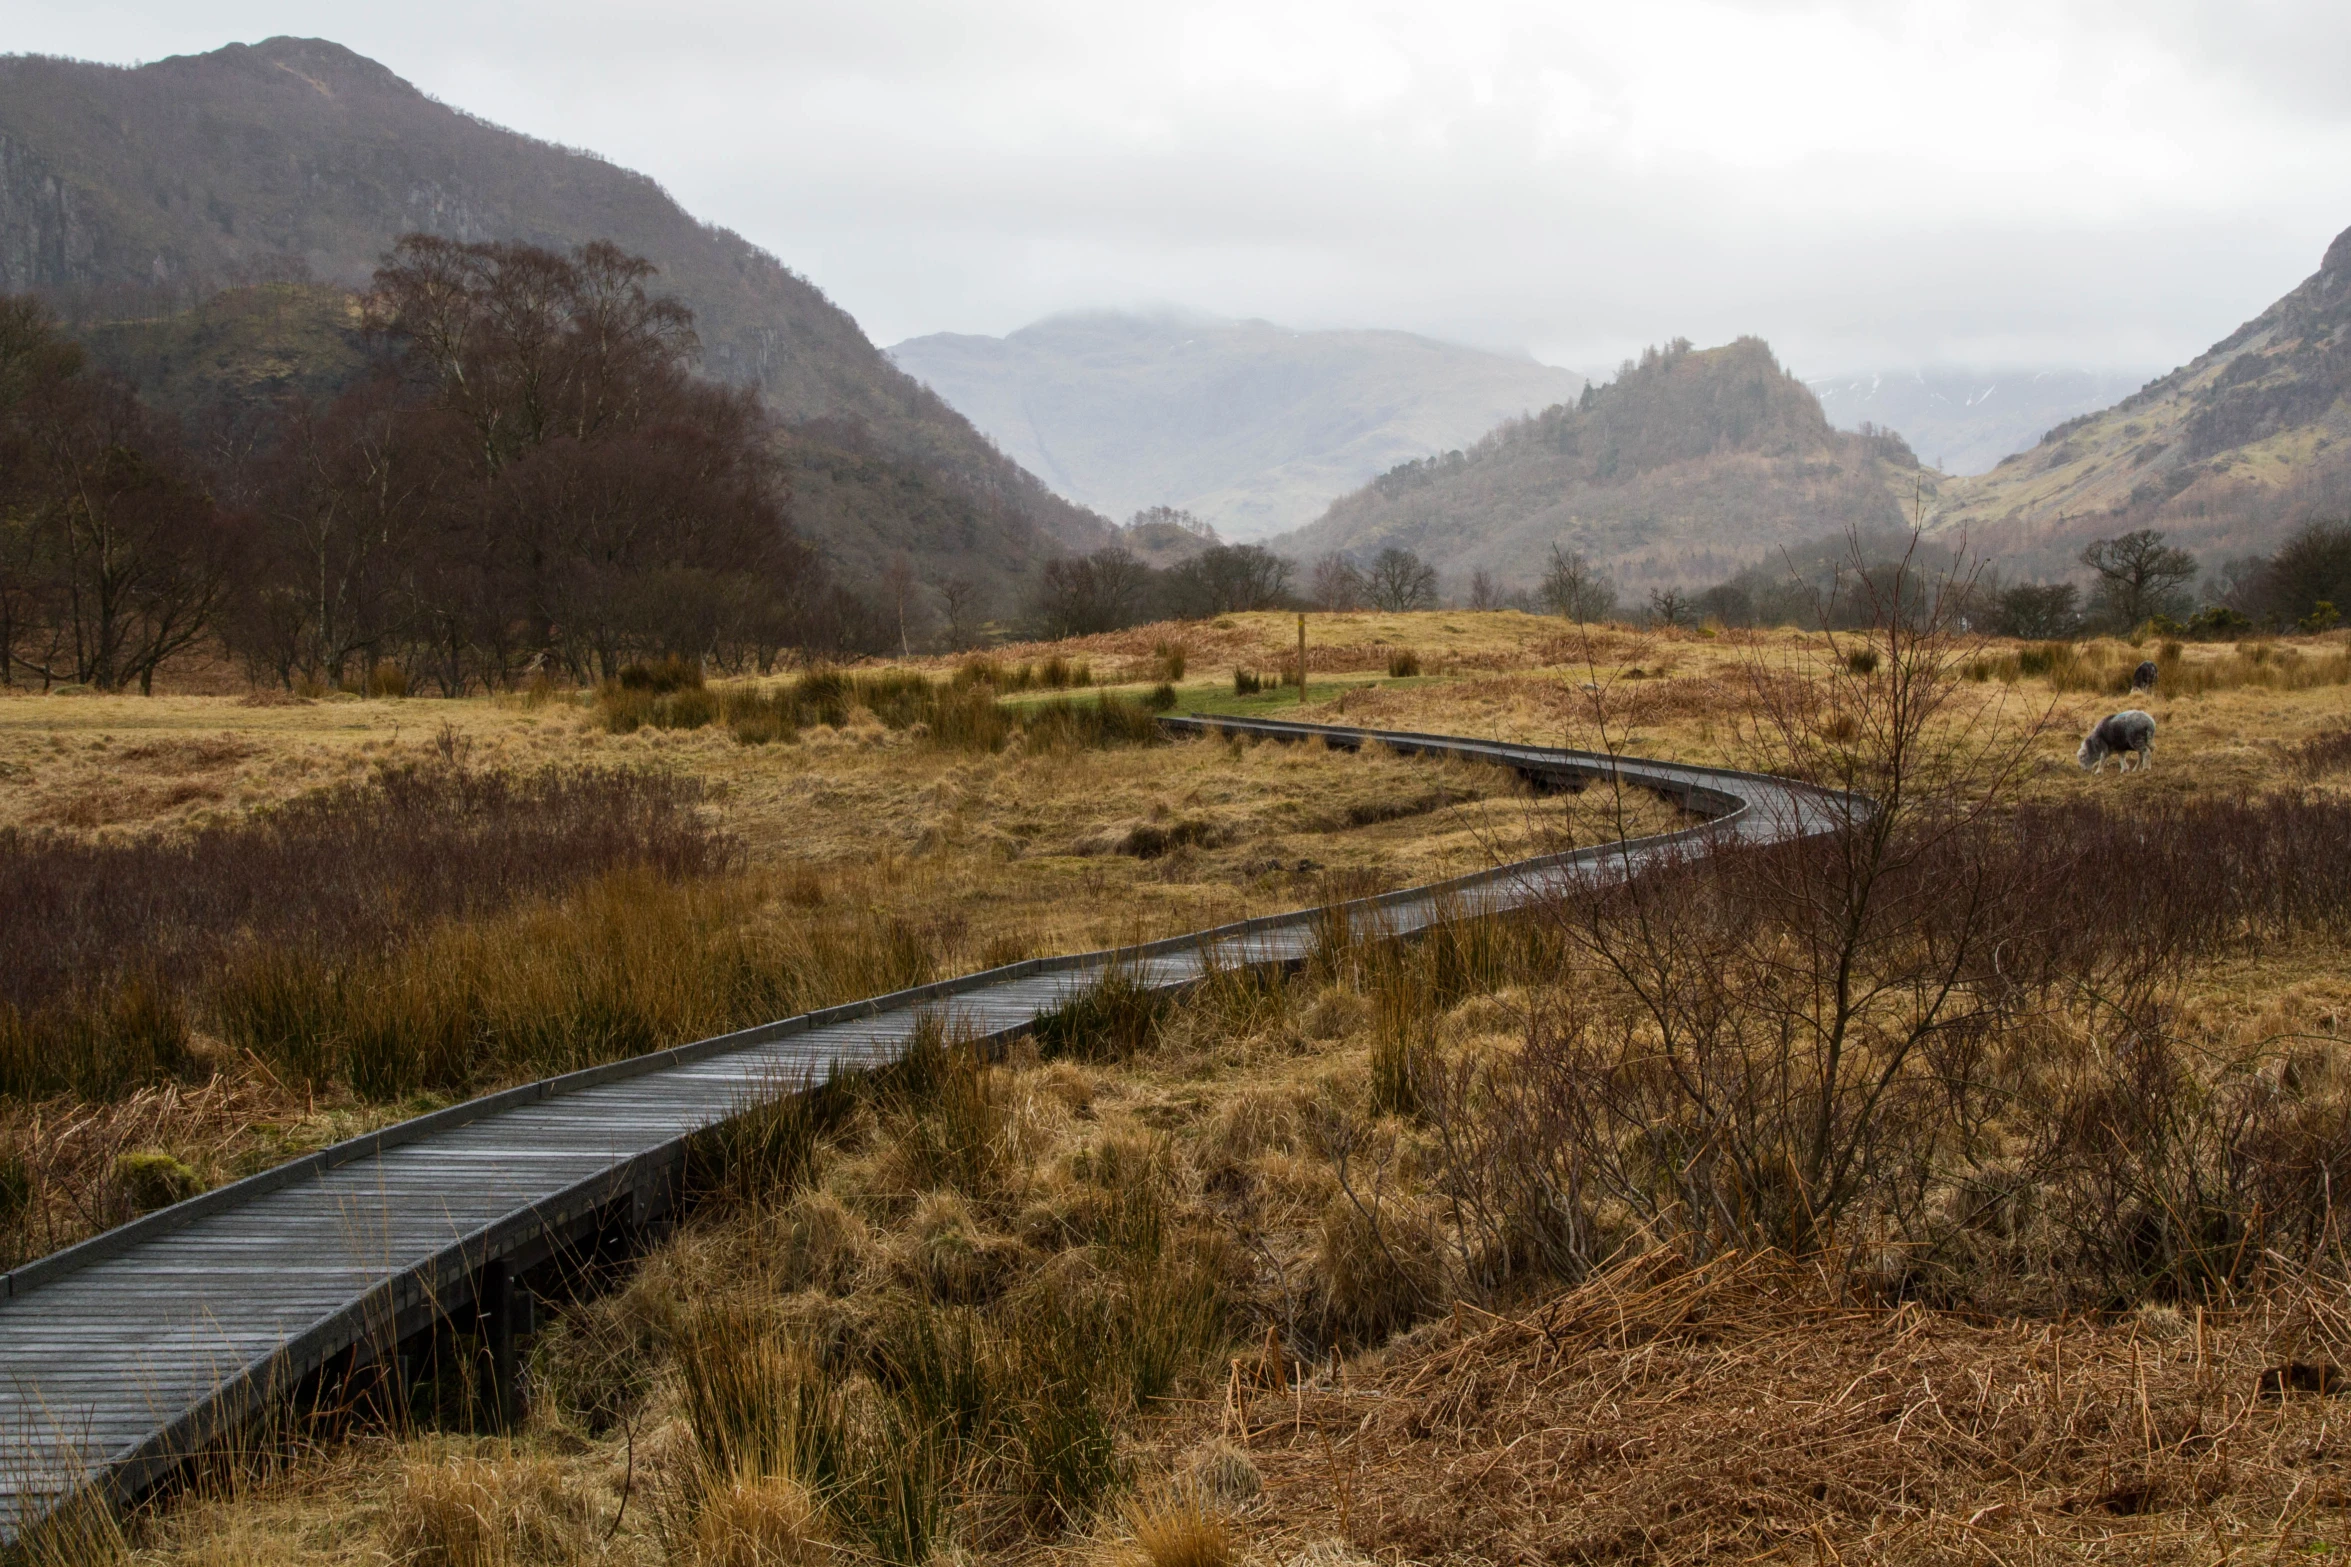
left=478, top=1259, right=516, bottom=1432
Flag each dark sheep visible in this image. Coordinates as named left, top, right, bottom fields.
left=2131, top=660, right=2159, bottom=691
left=2079, top=709, right=2156, bottom=773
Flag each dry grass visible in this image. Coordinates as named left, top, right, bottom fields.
left=20, top=611, right=2351, bottom=1565
left=1110, top=1482, right=1237, bottom=1567
left=0, top=670, right=1673, bottom=1265
left=1232, top=1250, right=2351, bottom=1563
left=387, top=1448, right=592, bottom=1567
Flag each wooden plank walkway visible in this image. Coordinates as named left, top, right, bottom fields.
left=0, top=717, right=1849, bottom=1540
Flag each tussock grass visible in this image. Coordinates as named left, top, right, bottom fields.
left=1966, top=634, right=2351, bottom=696
left=594, top=663, right=1149, bottom=754
left=389, top=1449, right=589, bottom=1567
left=208, top=868, right=926, bottom=1098
left=1113, top=1482, right=1237, bottom=1567
left=1033, top=968, right=1171, bottom=1065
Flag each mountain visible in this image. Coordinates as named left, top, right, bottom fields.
left=1807, top=367, right=2154, bottom=476
left=1274, top=337, right=1915, bottom=591
left=888, top=311, right=1583, bottom=542
left=1925, top=223, right=2351, bottom=574
left=0, top=37, right=1109, bottom=602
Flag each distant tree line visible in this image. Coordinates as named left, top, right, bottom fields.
left=1622, top=519, right=2351, bottom=638
left=1028, top=539, right=1298, bottom=636
left=1, top=237, right=890, bottom=695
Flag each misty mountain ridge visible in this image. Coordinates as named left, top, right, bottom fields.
left=1276, top=336, right=1915, bottom=591
left=1924, top=221, right=2351, bottom=576
left=0, top=36, right=1110, bottom=603
left=889, top=309, right=1582, bottom=542
left=1808, top=366, right=2155, bottom=476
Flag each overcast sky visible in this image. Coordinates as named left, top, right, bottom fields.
left=14, top=0, right=2351, bottom=377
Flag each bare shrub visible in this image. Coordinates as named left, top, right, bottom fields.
left=1413, top=540, right=2351, bottom=1309
left=2021, top=992, right=2351, bottom=1304
left=1428, top=543, right=2034, bottom=1264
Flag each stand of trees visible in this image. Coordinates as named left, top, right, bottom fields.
left=2, top=238, right=887, bottom=695
left=0, top=300, right=238, bottom=692
left=1028, top=540, right=1298, bottom=637
left=1657, top=521, right=2351, bottom=638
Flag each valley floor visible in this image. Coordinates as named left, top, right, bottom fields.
left=5, top=611, right=2350, bottom=1565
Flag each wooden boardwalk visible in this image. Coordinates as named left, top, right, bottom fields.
left=0, top=717, right=1848, bottom=1541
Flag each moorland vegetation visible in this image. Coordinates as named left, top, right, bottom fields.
left=6, top=572, right=2351, bottom=1562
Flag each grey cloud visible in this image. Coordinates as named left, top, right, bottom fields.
left=11, top=0, right=2351, bottom=377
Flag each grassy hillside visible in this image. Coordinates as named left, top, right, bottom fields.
left=1276, top=336, right=1915, bottom=591
left=1928, top=222, right=2351, bottom=574
left=0, top=37, right=1110, bottom=603
left=890, top=311, right=1583, bottom=541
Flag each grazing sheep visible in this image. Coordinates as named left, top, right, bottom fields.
left=2131, top=659, right=2159, bottom=691
left=2079, top=709, right=2156, bottom=773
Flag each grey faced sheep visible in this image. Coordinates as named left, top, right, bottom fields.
left=2079, top=709, right=2156, bottom=773
left=2131, top=659, right=2159, bottom=691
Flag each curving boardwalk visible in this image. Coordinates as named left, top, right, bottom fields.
left=0, top=718, right=1850, bottom=1541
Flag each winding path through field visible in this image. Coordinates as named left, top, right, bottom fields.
left=0, top=717, right=1849, bottom=1541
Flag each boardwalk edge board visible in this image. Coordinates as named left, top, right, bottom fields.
left=0, top=717, right=1849, bottom=1541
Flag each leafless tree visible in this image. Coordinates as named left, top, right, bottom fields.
left=1310, top=552, right=1365, bottom=611
left=1167, top=542, right=1292, bottom=614
left=1364, top=546, right=1438, bottom=612
left=1, top=308, right=238, bottom=693
left=932, top=574, right=984, bottom=649
left=1539, top=544, right=1616, bottom=622
left=881, top=552, right=920, bottom=655
left=1645, top=586, right=1694, bottom=627
left=1030, top=546, right=1153, bottom=637
left=2080, top=528, right=2197, bottom=629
